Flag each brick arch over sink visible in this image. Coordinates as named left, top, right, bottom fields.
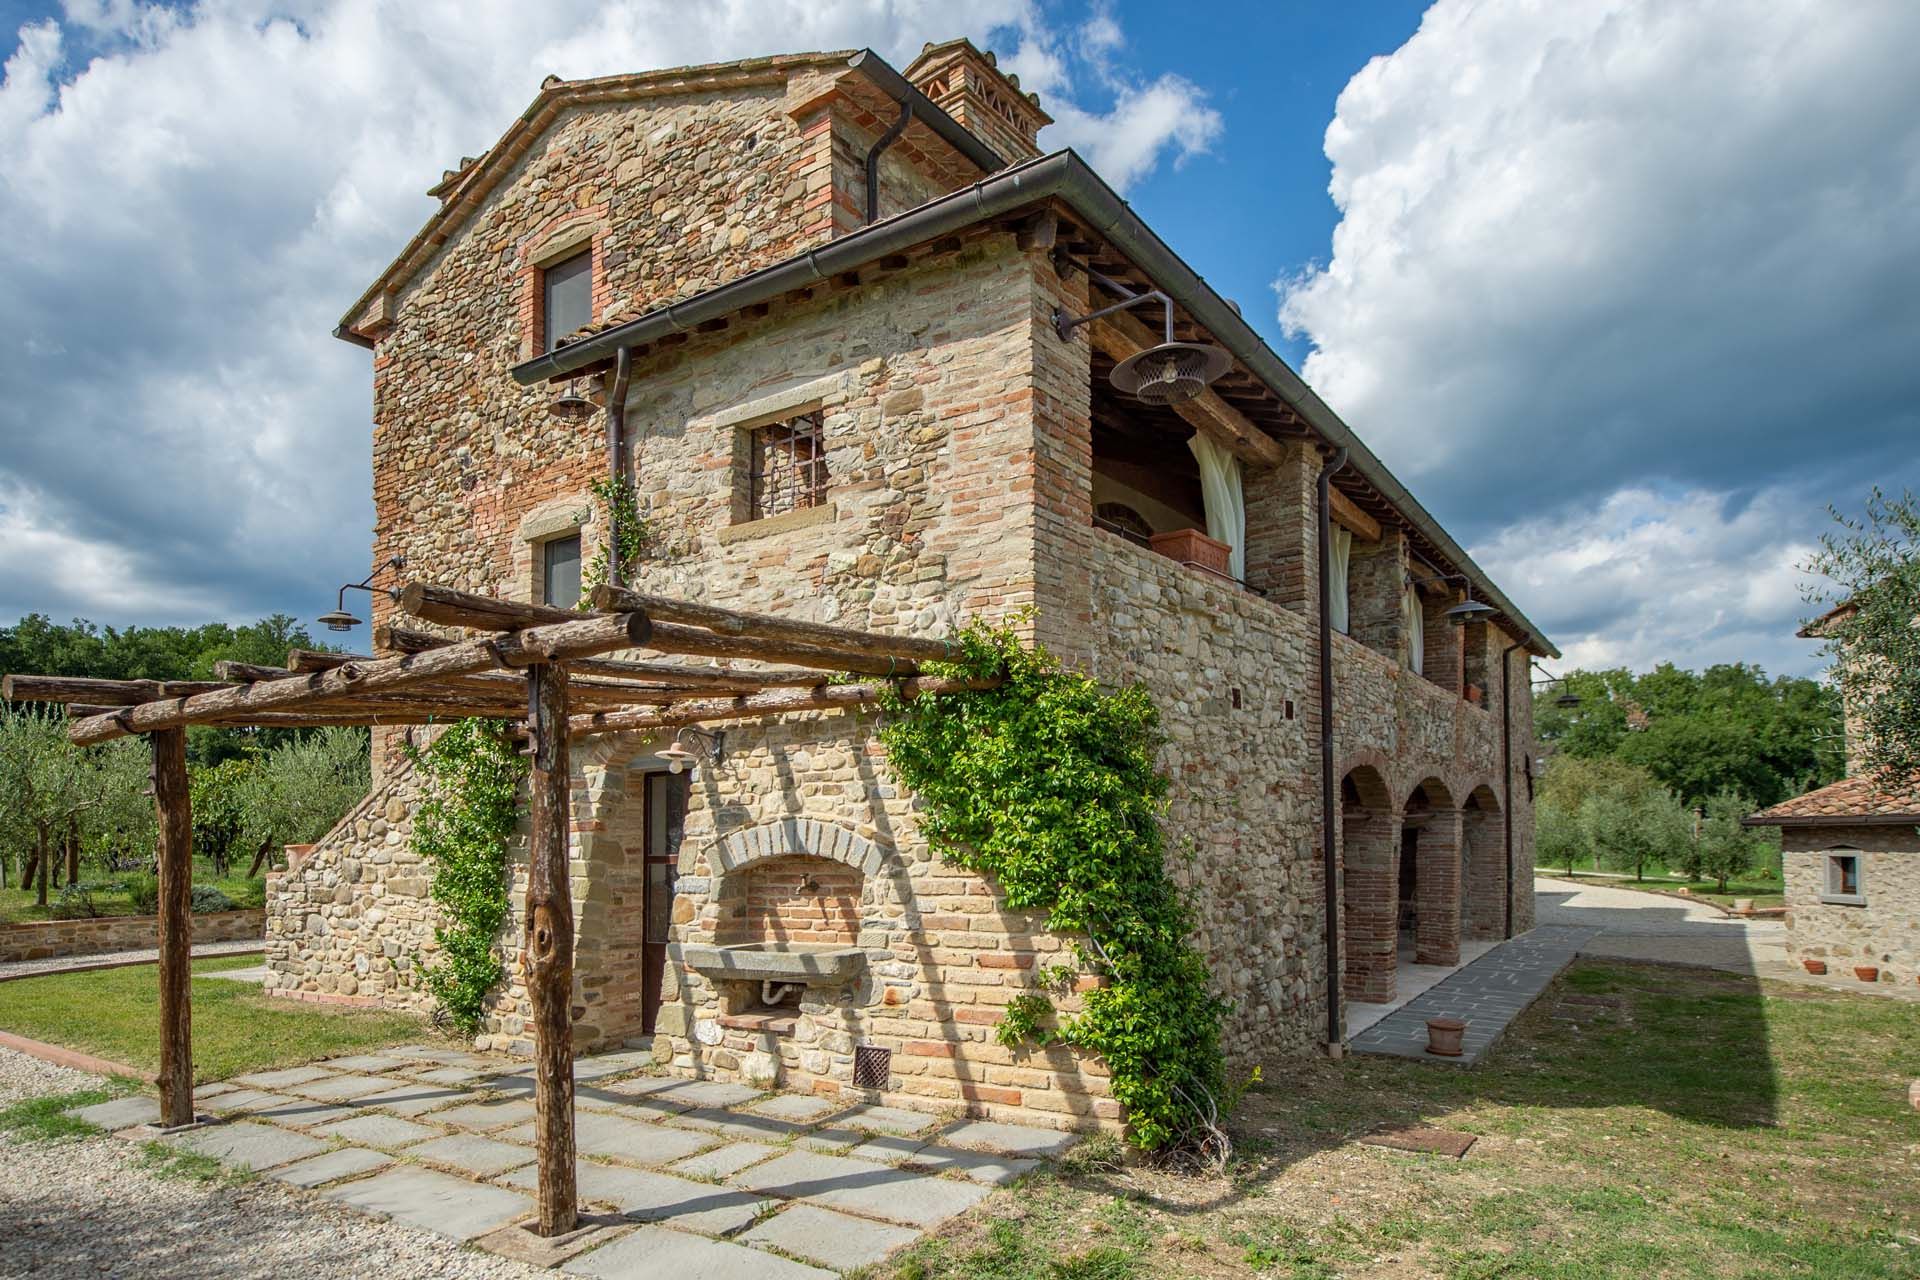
left=696, top=817, right=889, bottom=880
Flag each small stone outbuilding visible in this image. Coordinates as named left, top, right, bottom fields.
left=1747, top=775, right=1920, bottom=985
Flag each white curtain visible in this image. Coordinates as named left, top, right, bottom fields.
left=1328, top=525, right=1353, bottom=633
left=1404, top=583, right=1425, bottom=675
left=1187, top=431, right=1245, bottom=580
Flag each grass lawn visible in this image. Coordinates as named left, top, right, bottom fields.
left=0, top=860, right=265, bottom=923
left=882, top=961, right=1919, bottom=1280
left=0, top=954, right=425, bottom=1082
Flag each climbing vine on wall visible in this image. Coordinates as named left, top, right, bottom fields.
left=580, top=474, right=648, bottom=597
left=407, top=718, right=526, bottom=1034
left=876, top=622, right=1229, bottom=1155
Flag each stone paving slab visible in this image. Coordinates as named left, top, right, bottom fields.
left=249, top=1095, right=365, bottom=1128
left=562, top=1223, right=833, bottom=1280
left=502, top=1161, right=768, bottom=1236
left=669, top=1140, right=780, bottom=1181
left=652, top=1080, right=761, bottom=1109
left=1350, top=925, right=1600, bottom=1066
left=321, top=1164, right=532, bottom=1241
left=740, top=1203, right=920, bottom=1270
left=830, top=1103, right=942, bottom=1136
left=266, top=1146, right=395, bottom=1188
left=310, top=1112, right=443, bottom=1148
left=292, top=1072, right=402, bottom=1101
left=434, top=1097, right=537, bottom=1131
left=356, top=1081, right=472, bottom=1116
left=231, top=1065, right=334, bottom=1090
left=68, top=1095, right=158, bottom=1130
left=162, top=1120, right=328, bottom=1171
left=409, top=1132, right=537, bottom=1177
left=937, top=1119, right=1079, bottom=1159
left=669, top=1105, right=806, bottom=1144
left=731, top=1148, right=991, bottom=1227
left=746, top=1094, right=840, bottom=1123
left=204, top=1088, right=303, bottom=1115
left=906, top=1144, right=1040, bottom=1186
left=570, top=1109, right=719, bottom=1165
left=319, top=1052, right=414, bottom=1073
left=414, top=1065, right=492, bottom=1087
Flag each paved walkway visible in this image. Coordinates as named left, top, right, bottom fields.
left=1536, top=876, right=1920, bottom=1001
left=1349, top=925, right=1598, bottom=1065
left=0, top=938, right=264, bottom=982
left=66, top=1043, right=1077, bottom=1277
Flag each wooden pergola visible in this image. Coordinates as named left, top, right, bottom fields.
left=1, top=583, right=988, bottom=1237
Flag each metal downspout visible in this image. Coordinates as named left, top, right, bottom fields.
left=604, top=346, right=632, bottom=589
left=864, top=100, right=913, bottom=224
left=1317, top=446, right=1349, bottom=1051
left=1500, top=639, right=1527, bottom=939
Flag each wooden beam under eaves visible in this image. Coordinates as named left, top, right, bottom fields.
left=1330, top=486, right=1383, bottom=543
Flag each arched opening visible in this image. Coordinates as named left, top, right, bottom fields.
left=1339, top=765, right=1399, bottom=1003
left=1403, top=778, right=1462, bottom=967
left=1462, top=785, right=1504, bottom=941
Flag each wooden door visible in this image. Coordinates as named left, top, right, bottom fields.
left=640, top=770, right=689, bottom=1034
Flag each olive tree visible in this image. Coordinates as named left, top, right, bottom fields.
left=1806, top=488, right=1920, bottom=786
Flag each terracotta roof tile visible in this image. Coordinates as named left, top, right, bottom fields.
left=1745, top=773, right=1920, bottom=825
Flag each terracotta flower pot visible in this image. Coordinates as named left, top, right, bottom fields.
left=1147, top=527, right=1233, bottom=577
left=1425, top=1017, right=1466, bottom=1057
left=1853, top=966, right=1879, bottom=983
left=1802, top=959, right=1827, bottom=975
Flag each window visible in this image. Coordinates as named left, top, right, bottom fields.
left=747, top=413, right=828, bottom=521
left=542, top=249, right=593, bottom=352
left=1822, top=850, right=1865, bottom=905
left=541, top=534, right=582, bottom=609
left=1094, top=502, right=1153, bottom=545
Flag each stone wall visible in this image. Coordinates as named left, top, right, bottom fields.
left=0, top=909, right=264, bottom=965
left=1782, top=823, right=1920, bottom=984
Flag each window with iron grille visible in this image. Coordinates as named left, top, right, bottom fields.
left=747, top=413, right=828, bottom=521
left=851, top=1044, right=892, bottom=1090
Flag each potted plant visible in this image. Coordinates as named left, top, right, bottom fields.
left=1854, top=965, right=1880, bottom=983
left=1147, top=527, right=1233, bottom=577
left=1464, top=683, right=1485, bottom=706
left=1425, top=1016, right=1466, bottom=1057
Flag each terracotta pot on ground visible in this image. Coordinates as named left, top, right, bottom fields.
left=1464, top=683, right=1484, bottom=706
left=1802, top=959, right=1827, bottom=975
left=1425, top=1017, right=1466, bottom=1057
left=1853, top=966, right=1879, bottom=983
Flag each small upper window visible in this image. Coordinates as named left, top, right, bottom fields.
left=748, top=413, right=828, bottom=521
left=1822, top=850, right=1864, bottom=905
left=543, top=249, right=593, bottom=352
left=542, top=534, right=582, bottom=609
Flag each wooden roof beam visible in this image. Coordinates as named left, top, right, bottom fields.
left=571, top=675, right=999, bottom=737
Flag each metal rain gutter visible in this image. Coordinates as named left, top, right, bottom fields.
left=844, top=49, right=1008, bottom=176
left=509, top=149, right=1556, bottom=658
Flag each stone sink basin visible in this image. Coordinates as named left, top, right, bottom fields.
left=673, top=941, right=868, bottom=987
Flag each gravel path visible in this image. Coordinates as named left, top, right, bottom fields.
left=0, top=1048, right=546, bottom=1279
left=0, top=939, right=264, bottom=983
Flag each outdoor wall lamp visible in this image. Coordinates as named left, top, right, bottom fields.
left=548, top=376, right=595, bottom=421
left=657, top=725, right=726, bottom=775
left=1443, top=598, right=1498, bottom=626
left=1052, top=273, right=1230, bottom=407
left=1530, top=660, right=1582, bottom=708
left=316, top=554, right=407, bottom=632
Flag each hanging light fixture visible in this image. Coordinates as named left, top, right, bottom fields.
left=316, top=554, right=406, bottom=634
left=1054, top=277, right=1231, bottom=407
left=1444, top=598, right=1497, bottom=626
left=548, top=376, right=594, bottom=421
left=658, top=726, right=726, bottom=775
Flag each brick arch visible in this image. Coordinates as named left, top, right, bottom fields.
left=1461, top=782, right=1505, bottom=941
left=1336, top=748, right=1400, bottom=808
left=1402, top=772, right=1457, bottom=813
left=699, top=817, right=886, bottom=880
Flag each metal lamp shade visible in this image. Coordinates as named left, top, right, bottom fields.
left=316, top=608, right=362, bottom=632
left=1443, top=599, right=1498, bottom=626
left=1109, top=341, right=1232, bottom=406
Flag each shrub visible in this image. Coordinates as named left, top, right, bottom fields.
left=51, top=882, right=109, bottom=919
left=188, top=885, right=235, bottom=914
left=123, top=873, right=158, bottom=914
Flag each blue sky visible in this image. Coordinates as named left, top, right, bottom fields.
left=2, top=0, right=1915, bottom=677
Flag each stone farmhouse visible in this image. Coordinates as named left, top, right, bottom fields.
left=265, top=40, right=1559, bottom=1132
left=1747, top=606, right=1919, bottom=986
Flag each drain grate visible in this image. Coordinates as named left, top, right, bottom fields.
left=851, top=1044, right=892, bottom=1090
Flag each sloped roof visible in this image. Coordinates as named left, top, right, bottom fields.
left=1745, top=773, right=1920, bottom=826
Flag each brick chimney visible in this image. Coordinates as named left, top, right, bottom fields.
left=903, top=39, right=1052, bottom=165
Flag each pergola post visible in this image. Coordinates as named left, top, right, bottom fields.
left=150, top=726, right=194, bottom=1127
left=525, top=662, right=577, bottom=1236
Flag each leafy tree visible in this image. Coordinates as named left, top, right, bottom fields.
left=0, top=707, right=118, bottom=904
left=1677, top=790, right=1774, bottom=892
left=1536, top=794, right=1585, bottom=878
left=235, top=728, right=371, bottom=872
left=1579, top=785, right=1690, bottom=882
left=1805, top=487, right=1920, bottom=788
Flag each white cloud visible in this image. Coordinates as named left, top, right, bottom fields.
left=1279, top=0, right=1920, bottom=675
left=1471, top=486, right=1829, bottom=676
left=0, top=0, right=1213, bottom=637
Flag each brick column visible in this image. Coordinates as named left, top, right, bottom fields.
left=1341, top=808, right=1401, bottom=1002
left=1415, top=807, right=1463, bottom=966
left=1243, top=443, right=1317, bottom=610
left=1348, top=528, right=1408, bottom=663
left=1462, top=806, right=1502, bottom=941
